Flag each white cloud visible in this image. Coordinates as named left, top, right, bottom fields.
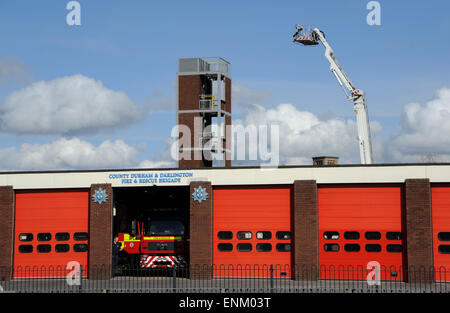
left=143, top=86, right=450, bottom=166
left=388, top=88, right=450, bottom=162
left=231, top=87, right=450, bottom=166
left=4, top=80, right=449, bottom=170
left=0, top=137, right=177, bottom=171
left=139, top=159, right=175, bottom=168
left=234, top=103, right=383, bottom=165
left=0, top=56, right=31, bottom=87
left=139, top=137, right=177, bottom=168
left=0, top=138, right=141, bottom=171
left=0, top=74, right=144, bottom=134
left=232, top=83, right=270, bottom=112
left=143, top=91, right=176, bottom=111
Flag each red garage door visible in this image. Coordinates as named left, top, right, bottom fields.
left=432, top=184, right=450, bottom=281
left=14, top=190, right=89, bottom=278
left=213, top=186, right=292, bottom=277
left=318, top=184, right=405, bottom=281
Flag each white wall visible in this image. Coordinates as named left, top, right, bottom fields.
left=0, top=165, right=449, bottom=190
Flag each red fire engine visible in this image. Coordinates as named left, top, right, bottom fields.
left=118, top=217, right=188, bottom=268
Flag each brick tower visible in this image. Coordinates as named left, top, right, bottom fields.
left=176, top=57, right=232, bottom=168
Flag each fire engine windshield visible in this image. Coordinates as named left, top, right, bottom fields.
left=147, top=219, right=185, bottom=236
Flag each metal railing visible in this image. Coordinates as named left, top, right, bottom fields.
left=199, top=96, right=219, bottom=110
left=178, top=57, right=230, bottom=76
left=202, top=57, right=230, bottom=76
left=1, top=265, right=450, bottom=293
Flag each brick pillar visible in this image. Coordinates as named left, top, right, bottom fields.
left=293, top=180, right=319, bottom=280
left=224, top=77, right=232, bottom=168
left=178, top=75, right=212, bottom=169
left=405, top=179, right=434, bottom=283
left=189, top=181, right=212, bottom=279
left=0, top=186, right=14, bottom=281
left=89, top=184, right=113, bottom=279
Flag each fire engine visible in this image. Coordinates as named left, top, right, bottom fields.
left=118, top=216, right=188, bottom=268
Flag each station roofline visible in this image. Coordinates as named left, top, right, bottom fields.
left=0, top=163, right=449, bottom=176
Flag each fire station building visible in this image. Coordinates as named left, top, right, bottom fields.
left=0, top=58, right=449, bottom=283
left=0, top=164, right=450, bottom=282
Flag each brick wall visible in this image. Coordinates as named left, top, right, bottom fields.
left=89, top=184, right=113, bottom=279
left=0, top=186, right=14, bottom=280
left=189, top=181, right=212, bottom=279
left=293, top=180, right=319, bottom=280
left=224, top=77, right=232, bottom=113
left=405, top=179, right=434, bottom=283
left=178, top=112, right=211, bottom=168
left=223, top=77, right=232, bottom=168
left=178, top=75, right=205, bottom=111
left=178, top=74, right=232, bottom=168
left=178, top=74, right=211, bottom=168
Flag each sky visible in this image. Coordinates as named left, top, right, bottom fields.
left=0, top=0, right=450, bottom=170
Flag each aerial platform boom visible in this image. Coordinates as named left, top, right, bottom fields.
left=293, top=25, right=373, bottom=164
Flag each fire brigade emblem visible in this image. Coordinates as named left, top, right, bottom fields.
left=92, top=187, right=109, bottom=204
left=192, top=186, right=208, bottom=203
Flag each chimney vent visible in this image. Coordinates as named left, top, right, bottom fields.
left=312, top=156, right=339, bottom=166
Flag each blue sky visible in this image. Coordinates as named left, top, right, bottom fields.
left=0, top=0, right=450, bottom=169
